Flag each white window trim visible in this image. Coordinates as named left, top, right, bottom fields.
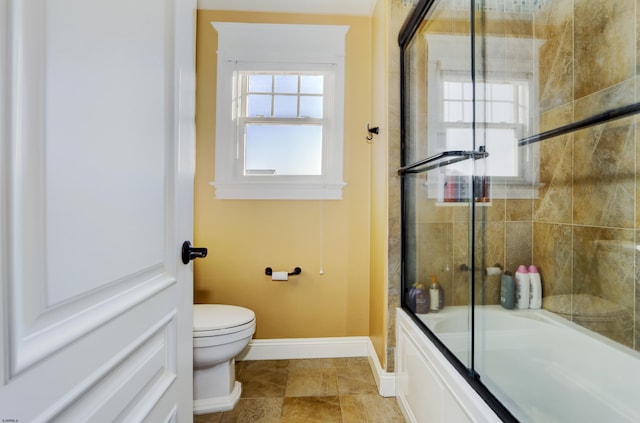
left=210, top=22, right=349, bottom=200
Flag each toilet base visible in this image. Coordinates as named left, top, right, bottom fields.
left=193, top=381, right=242, bottom=415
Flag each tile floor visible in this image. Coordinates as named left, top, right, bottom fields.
left=193, top=357, right=406, bottom=423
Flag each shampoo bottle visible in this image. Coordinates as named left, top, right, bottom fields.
left=429, top=275, right=443, bottom=313
left=500, top=271, right=515, bottom=309
left=528, top=265, right=542, bottom=309
left=514, top=265, right=530, bottom=309
left=414, top=281, right=429, bottom=314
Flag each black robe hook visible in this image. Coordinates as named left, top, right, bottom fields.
left=366, top=124, right=379, bottom=141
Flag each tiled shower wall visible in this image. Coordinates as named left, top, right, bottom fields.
left=532, top=0, right=639, bottom=350
left=410, top=0, right=640, bottom=351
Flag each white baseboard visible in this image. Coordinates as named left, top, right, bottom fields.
left=236, top=336, right=396, bottom=397
left=366, top=339, right=396, bottom=397
left=237, top=336, right=370, bottom=360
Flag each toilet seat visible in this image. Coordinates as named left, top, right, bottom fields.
left=193, top=304, right=256, bottom=338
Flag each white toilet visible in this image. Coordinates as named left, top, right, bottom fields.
left=193, top=304, right=256, bottom=415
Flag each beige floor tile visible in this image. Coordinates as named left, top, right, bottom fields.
left=193, top=412, right=222, bottom=423
left=340, top=394, right=406, bottom=423
left=238, top=367, right=289, bottom=398
left=284, top=368, right=338, bottom=397
left=337, top=365, right=378, bottom=395
left=281, top=396, right=342, bottom=423
left=219, top=398, right=283, bottom=423
left=288, top=358, right=345, bottom=368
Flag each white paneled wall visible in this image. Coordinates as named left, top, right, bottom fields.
left=395, top=309, right=500, bottom=423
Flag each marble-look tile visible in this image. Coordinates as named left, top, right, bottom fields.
left=638, top=0, right=640, bottom=74
left=574, top=0, right=635, bottom=100
left=284, top=368, right=338, bottom=397
left=534, top=132, right=573, bottom=224
left=218, top=398, right=283, bottom=423
left=505, top=222, right=533, bottom=274
left=289, top=357, right=348, bottom=369
left=417, top=223, right=453, bottom=286
left=340, top=394, right=406, bottom=423
left=194, top=412, right=222, bottom=423
left=281, top=396, right=342, bottom=423
left=636, top=114, right=640, bottom=229
left=506, top=199, right=533, bottom=222
left=237, top=362, right=289, bottom=398
left=636, top=230, right=640, bottom=352
left=573, top=226, right=635, bottom=310
left=336, top=365, right=378, bottom=395
left=573, top=118, right=635, bottom=228
left=533, top=222, right=572, bottom=298
left=474, top=221, right=505, bottom=272
left=574, top=78, right=635, bottom=122
left=535, top=0, right=573, bottom=111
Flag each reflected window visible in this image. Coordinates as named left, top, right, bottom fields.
left=423, top=34, right=543, bottom=201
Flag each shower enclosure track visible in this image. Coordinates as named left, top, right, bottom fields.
left=518, top=102, right=640, bottom=146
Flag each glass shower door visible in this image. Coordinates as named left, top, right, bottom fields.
left=400, top=0, right=476, bottom=370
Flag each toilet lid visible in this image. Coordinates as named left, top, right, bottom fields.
left=193, top=304, right=255, bottom=332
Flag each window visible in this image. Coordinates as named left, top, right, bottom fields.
left=240, top=71, right=326, bottom=176
left=211, top=23, right=349, bottom=200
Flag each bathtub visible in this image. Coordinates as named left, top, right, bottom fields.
left=396, top=305, right=640, bottom=423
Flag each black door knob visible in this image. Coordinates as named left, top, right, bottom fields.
left=181, top=241, right=208, bottom=264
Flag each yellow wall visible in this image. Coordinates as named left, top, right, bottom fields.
left=194, top=10, right=373, bottom=339
left=368, top=0, right=389, bottom=368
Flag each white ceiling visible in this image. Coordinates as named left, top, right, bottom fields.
left=197, top=0, right=378, bottom=16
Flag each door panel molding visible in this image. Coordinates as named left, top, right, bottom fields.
left=11, top=269, right=176, bottom=376
left=35, top=312, right=177, bottom=422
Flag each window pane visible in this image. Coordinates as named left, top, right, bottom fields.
left=491, top=83, right=513, bottom=101
left=300, top=75, right=323, bottom=94
left=248, top=75, right=272, bottom=93
left=247, top=94, right=272, bottom=117
left=300, top=96, right=323, bottom=118
left=463, top=82, right=473, bottom=100
left=491, top=102, right=513, bottom=123
left=444, top=81, right=461, bottom=99
left=275, top=75, right=298, bottom=93
left=245, top=124, right=322, bottom=175
left=274, top=95, right=298, bottom=117
left=444, top=101, right=462, bottom=122
left=484, top=128, right=517, bottom=176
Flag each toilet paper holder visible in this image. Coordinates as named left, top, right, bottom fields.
left=265, top=267, right=302, bottom=276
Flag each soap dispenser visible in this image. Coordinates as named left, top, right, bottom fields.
left=429, top=275, right=444, bottom=313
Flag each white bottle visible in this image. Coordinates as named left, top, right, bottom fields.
left=429, top=275, right=440, bottom=313
left=514, top=265, right=530, bottom=309
left=528, top=265, right=542, bottom=309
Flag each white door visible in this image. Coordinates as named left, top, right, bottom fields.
left=0, top=0, right=196, bottom=421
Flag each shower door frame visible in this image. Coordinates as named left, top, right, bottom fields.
left=398, top=0, right=516, bottom=421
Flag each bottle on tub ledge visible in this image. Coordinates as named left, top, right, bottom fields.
left=514, top=265, right=530, bottom=309
left=409, top=281, right=430, bottom=314
left=528, top=265, right=542, bottom=309
left=500, top=271, right=515, bottom=310
left=429, top=275, right=444, bottom=312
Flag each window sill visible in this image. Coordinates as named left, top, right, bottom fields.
left=210, top=181, right=346, bottom=200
